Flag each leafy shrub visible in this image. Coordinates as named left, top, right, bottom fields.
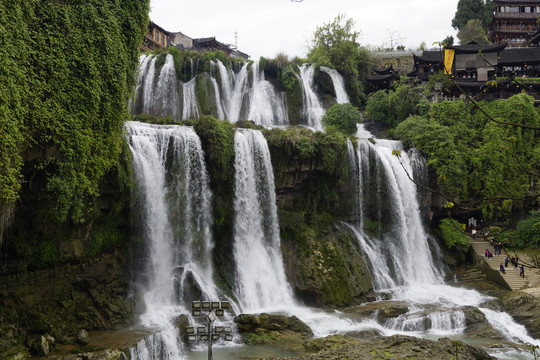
left=321, top=103, right=362, bottom=135
left=439, top=218, right=470, bottom=249
left=515, top=211, right=540, bottom=248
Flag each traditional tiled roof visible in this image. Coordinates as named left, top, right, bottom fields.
left=149, top=21, right=174, bottom=37
left=499, top=47, right=540, bottom=64
left=365, top=74, right=399, bottom=82
left=445, top=42, right=507, bottom=54
left=193, top=37, right=218, bottom=44
left=493, top=0, right=540, bottom=3
left=413, top=51, right=442, bottom=64
left=372, top=65, right=397, bottom=75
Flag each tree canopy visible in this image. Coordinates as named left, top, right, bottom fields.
left=393, top=94, right=540, bottom=218
left=321, top=103, right=362, bottom=135
left=365, top=80, right=430, bottom=128
left=457, top=19, right=491, bottom=44
left=307, top=14, right=371, bottom=105
left=452, top=0, right=495, bottom=31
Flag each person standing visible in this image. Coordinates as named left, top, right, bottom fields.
left=504, top=257, right=509, bottom=268
left=519, top=265, right=525, bottom=278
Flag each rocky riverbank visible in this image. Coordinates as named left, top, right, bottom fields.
left=0, top=254, right=135, bottom=359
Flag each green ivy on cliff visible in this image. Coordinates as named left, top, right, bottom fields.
left=0, top=0, right=149, bottom=223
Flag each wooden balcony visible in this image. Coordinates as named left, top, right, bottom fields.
left=494, top=12, right=538, bottom=19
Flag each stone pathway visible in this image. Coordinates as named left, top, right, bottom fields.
left=470, top=241, right=529, bottom=290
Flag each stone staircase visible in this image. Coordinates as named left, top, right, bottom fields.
left=470, top=241, right=529, bottom=291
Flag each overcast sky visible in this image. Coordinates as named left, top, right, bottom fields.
left=149, top=0, right=460, bottom=59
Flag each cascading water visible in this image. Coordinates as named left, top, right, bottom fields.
left=350, top=129, right=444, bottom=289
left=182, top=77, right=199, bottom=120
left=135, top=54, right=182, bottom=120
left=155, top=54, right=181, bottom=121
left=346, top=124, right=540, bottom=356
left=127, top=121, right=220, bottom=360
left=247, top=62, right=289, bottom=126
left=216, top=59, right=233, bottom=118
left=232, top=129, right=295, bottom=312
left=131, top=54, right=153, bottom=114
left=297, top=64, right=325, bottom=131
left=132, top=55, right=352, bottom=129
left=320, top=66, right=350, bottom=104
left=141, top=56, right=157, bottom=116
left=209, top=61, right=225, bottom=120
left=227, top=63, right=249, bottom=123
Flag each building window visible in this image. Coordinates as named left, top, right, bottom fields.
left=155, top=30, right=159, bottom=42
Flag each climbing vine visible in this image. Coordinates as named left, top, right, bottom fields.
left=0, top=0, right=149, bottom=223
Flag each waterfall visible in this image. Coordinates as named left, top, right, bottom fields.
left=131, top=54, right=152, bottom=114
left=155, top=54, right=181, bottom=121
left=182, top=77, right=199, bottom=120
left=210, top=61, right=225, bottom=120
left=232, top=129, right=295, bottom=312
left=227, top=63, right=249, bottom=123
left=320, top=66, right=350, bottom=104
left=127, top=121, right=219, bottom=360
left=345, top=124, right=540, bottom=352
left=216, top=59, right=233, bottom=118
left=137, top=54, right=182, bottom=120
left=297, top=64, right=325, bottom=131
left=385, top=311, right=466, bottom=335
left=142, top=56, right=157, bottom=116
left=247, top=61, right=289, bottom=126
left=351, top=126, right=443, bottom=290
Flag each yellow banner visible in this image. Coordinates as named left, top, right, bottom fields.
left=444, top=49, right=455, bottom=75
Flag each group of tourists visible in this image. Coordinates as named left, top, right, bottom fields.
left=482, top=238, right=526, bottom=278
left=499, top=258, right=525, bottom=277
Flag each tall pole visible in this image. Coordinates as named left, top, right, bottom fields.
left=207, top=311, right=215, bottom=360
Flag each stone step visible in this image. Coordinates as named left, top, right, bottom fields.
left=469, top=240, right=529, bottom=291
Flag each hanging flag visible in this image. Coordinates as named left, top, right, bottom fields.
left=444, top=49, right=455, bottom=75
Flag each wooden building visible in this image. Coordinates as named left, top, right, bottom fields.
left=141, top=21, right=174, bottom=52
left=408, top=42, right=540, bottom=101
left=365, top=65, right=401, bottom=90
left=172, top=31, right=193, bottom=50
left=412, top=51, right=443, bottom=81
left=192, top=37, right=250, bottom=60
left=490, top=0, right=540, bottom=47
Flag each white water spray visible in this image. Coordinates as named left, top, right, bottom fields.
left=127, top=121, right=219, bottom=360
left=320, top=66, right=350, bottom=104
left=182, top=77, right=199, bottom=120
left=232, top=129, right=295, bottom=312
left=297, top=64, right=325, bottom=130
left=247, top=62, right=289, bottom=126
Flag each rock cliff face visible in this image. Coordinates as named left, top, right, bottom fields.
left=0, top=254, right=134, bottom=359
left=265, top=127, right=373, bottom=307
left=280, top=221, right=373, bottom=307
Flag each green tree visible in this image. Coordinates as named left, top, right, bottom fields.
left=307, top=14, right=372, bottom=105
left=452, top=0, right=495, bottom=31
left=393, top=94, right=539, bottom=218
left=365, top=80, right=425, bottom=128
left=443, top=35, right=455, bottom=46
left=457, top=19, right=491, bottom=44
left=321, top=103, right=362, bottom=135
left=439, top=218, right=470, bottom=249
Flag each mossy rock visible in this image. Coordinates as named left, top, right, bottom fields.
left=235, top=313, right=313, bottom=346
left=196, top=73, right=219, bottom=118
left=280, top=216, right=373, bottom=307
